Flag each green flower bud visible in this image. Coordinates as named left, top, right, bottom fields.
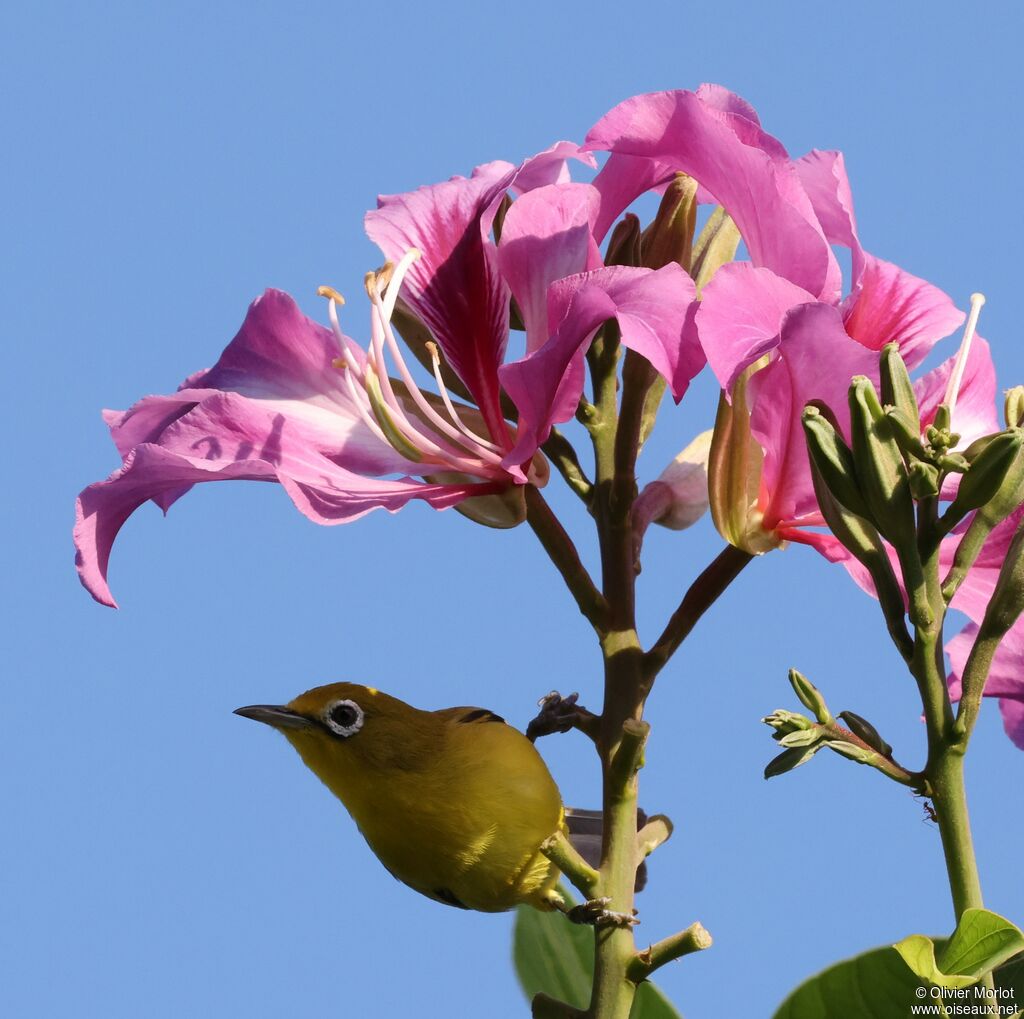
left=979, top=522, right=1024, bottom=638
left=940, top=429, right=1024, bottom=533
left=640, top=173, right=698, bottom=271
left=778, top=726, right=825, bottom=748
left=762, top=708, right=815, bottom=734
left=1006, top=386, right=1024, bottom=429
left=908, top=462, right=941, bottom=499
left=802, top=405, right=873, bottom=521
left=788, top=668, right=834, bottom=725
left=885, top=407, right=929, bottom=462
left=805, top=408, right=913, bottom=658
left=849, top=377, right=916, bottom=548
left=689, top=206, right=741, bottom=294
left=604, top=213, right=642, bottom=268
left=827, top=740, right=882, bottom=766
left=837, top=710, right=893, bottom=757
left=879, top=343, right=921, bottom=426
left=764, top=745, right=821, bottom=779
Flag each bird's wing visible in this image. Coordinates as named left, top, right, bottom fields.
left=433, top=706, right=507, bottom=725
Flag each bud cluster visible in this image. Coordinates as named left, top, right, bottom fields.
left=802, top=344, right=1024, bottom=653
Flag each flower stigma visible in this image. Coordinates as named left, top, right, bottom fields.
left=943, top=291, right=986, bottom=416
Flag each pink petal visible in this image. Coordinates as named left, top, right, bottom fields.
left=696, top=262, right=816, bottom=392
left=510, top=140, right=597, bottom=192
left=497, top=183, right=602, bottom=354
left=794, top=149, right=864, bottom=292
left=747, top=302, right=878, bottom=530
left=586, top=88, right=840, bottom=300
left=75, top=393, right=492, bottom=607
left=366, top=166, right=512, bottom=443
left=841, top=254, right=965, bottom=370
left=499, top=264, right=700, bottom=469
left=999, top=697, right=1024, bottom=750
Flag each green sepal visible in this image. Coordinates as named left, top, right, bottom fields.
left=778, top=725, right=825, bottom=748
left=879, top=343, right=920, bottom=426
left=837, top=710, right=893, bottom=757
left=848, top=377, right=916, bottom=548
left=939, top=429, right=1024, bottom=534
left=788, top=668, right=833, bottom=725
left=893, top=908, right=1024, bottom=990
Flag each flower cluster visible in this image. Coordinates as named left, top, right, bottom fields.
left=75, top=85, right=1022, bottom=746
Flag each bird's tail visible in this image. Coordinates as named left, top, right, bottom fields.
left=564, top=807, right=648, bottom=893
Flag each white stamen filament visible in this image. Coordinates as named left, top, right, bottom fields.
left=943, top=292, right=986, bottom=417
left=320, top=253, right=508, bottom=479
left=426, top=342, right=503, bottom=454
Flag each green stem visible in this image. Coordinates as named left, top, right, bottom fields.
left=930, top=748, right=984, bottom=919
left=524, top=486, right=608, bottom=633
left=644, top=545, right=754, bottom=679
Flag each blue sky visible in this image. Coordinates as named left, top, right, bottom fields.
left=3, top=2, right=1022, bottom=1016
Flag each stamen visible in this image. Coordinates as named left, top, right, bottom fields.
left=943, top=292, right=986, bottom=416
left=425, top=341, right=503, bottom=454
left=316, top=285, right=345, bottom=306
left=381, top=248, right=421, bottom=321
left=369, top=273, right=504, bottom=465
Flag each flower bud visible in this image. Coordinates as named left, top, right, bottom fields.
left=941, top=429, right=1024, bottom=532
left=709, top=358, right=782, bottom=555
left=635, top=430, right=712, bottom=532
left=763, top=708, right=816, bottom=735
left=788, top=668, right=833, bottom=725
left=837, top=710, right=893, bottom=757
left=978, top=522, right=1024, bottom=637
left=1006, top=386, right=1024, bottom=429
left=879, top=343, right=920, bottom=426
left=605, top=213, right=642, bottom=268
left=804, top=405, right=913, bottom=659
left=826, top=740, right=882, bottom=767
left=640, top=173, right=698, bottom=271
left=802, top=404, right=872, bottom=521
left=690, top=207, right=741, bottom=294
left=908, top=462, right=940, bottom=499
left=764, top=745, right=821, bottom=779
left=849, top=376, right=916, bottom=549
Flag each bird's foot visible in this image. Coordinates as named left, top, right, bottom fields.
left=566, top=897, right=639, bottom=928
left=526, top=691, right=598, bottom=742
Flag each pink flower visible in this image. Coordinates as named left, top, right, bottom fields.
left=76, top=144, right=700, bottom=606
left=584, top=85, right=975, bottom=552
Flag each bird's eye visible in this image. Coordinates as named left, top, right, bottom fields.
left=324, top=699, right=364, bottom=738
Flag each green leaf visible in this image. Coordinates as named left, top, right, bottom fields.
left=774, top=937, right=1024, bottom=1019
left=937, top=909, right=1024, bottom=982
left=513, top=886, right=684, bottom=1018
left=893, top=934, right=976, bottom=989
left=773, top=944, right=929, bottom=1019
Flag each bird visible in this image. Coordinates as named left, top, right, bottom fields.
left=235, top=681, right=611, bottom=917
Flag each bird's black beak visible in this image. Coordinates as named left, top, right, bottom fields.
left=234, top=705, right=315, bottom=731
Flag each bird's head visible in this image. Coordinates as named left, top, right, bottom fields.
left=235, top=682, right=436, bottom=806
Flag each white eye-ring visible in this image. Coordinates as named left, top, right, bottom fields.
left=324, top=699, right=364, bottom=738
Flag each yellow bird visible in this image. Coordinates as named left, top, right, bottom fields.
left=235, top=682, right=571, bottom=914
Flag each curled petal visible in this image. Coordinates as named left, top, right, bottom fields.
left=586, top=87, right=840, bottom=299
left=497, top=183, right=603, bottom=354
left=75, top=399, right=491, bottom=607
left=499, top=264, right=700, bottom=470
left=696, top=262, right=815, bottom=391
